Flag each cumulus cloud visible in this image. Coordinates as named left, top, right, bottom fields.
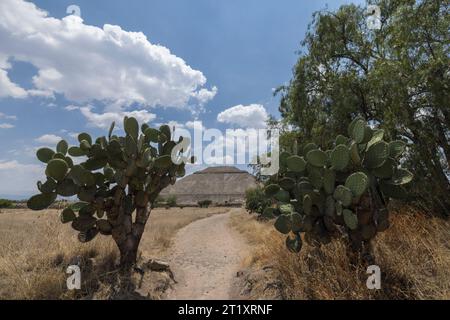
left=0, top=0, right=216, bottom=108
left=35, top=134, right=62, bottom=145
left=0, top=160, right=43, bottom=196
left=186, top=120, right=208, bottom=129
left=0, top=69, right=27, bottom=98
left=217, top=104, right=268, bottom=128
left=191, top=86, right=218, bottom=105
left=76, top=106, right=156, bottom=129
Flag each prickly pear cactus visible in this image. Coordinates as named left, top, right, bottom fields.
left=27, top=117, right=188, bottom=268
left=264, top=118, right=413, bottom=257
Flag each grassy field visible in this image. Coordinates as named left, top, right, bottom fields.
left=2, top=205, right=448, bottom=300
left=230, top=207, right=450, bottom=300
left=0, top=207, right=227, bottom=300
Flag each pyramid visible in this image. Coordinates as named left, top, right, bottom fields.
left=160, top=166, right=257, bottom=205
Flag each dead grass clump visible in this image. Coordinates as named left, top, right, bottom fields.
left=231, top=207, right=450, bottom=299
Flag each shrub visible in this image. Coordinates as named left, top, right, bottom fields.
left=166, top=195, right=177, bottom=207
left=245, top=186, right=271, bottom=215
left=198, top=200, right=212, bottom=208
left=263, top=119, right=413, bottom=264
left=0, top=199, right=14, bottom=209
left=26, top=116, right=190, bottom=270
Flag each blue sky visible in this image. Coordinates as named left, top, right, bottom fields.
left=0, top=0, right=365, bottom=198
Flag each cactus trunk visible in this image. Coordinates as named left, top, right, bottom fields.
left=118, top=236, right=139, bottom=271
left=115, top=206, right=150, bottom=271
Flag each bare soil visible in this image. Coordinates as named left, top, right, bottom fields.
left=165, top=209, right=250, bottom=300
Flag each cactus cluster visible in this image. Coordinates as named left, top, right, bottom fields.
left=28, top=117, right=188, bottom=266
left=264, top=118, right=413, bottom=253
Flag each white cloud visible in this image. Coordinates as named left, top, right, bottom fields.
left=0, top=123, right=14, bottom=129
left=0, top=69, right=27, bottom=98
left=0, top=112, right=17, bottom=120
left=0, top=0, right=216, bottom=108
left=65, top=105, right=79, bottom=111
left=217, top=104, right=268, bottom=128
left=185, top=120, right=206, bottom=130
left=191, top=86, right=218, bottom=105
left=0, top=160, right=44, bottom=196
left=35, top=134, right=62, bottom=145
left=78, top=106, right=156, bottom=129
left=157, top=120, right=185, bottom=130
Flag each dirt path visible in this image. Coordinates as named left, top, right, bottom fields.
left=165, top=209, right=249, bottom=300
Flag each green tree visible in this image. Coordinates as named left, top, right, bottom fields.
left=276, top=0, right=449, bottom=215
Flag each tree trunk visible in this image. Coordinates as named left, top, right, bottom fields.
left=113, top=205, right=151, bottom=272
left=118, top=236, right=139, bottom=272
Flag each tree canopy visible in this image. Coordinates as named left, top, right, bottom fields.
left=275, top=0, right=449, bottom=216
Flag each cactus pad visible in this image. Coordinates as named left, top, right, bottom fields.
left=274, top=190, right=290, bottom=202
left=60, top=208, right=76, bottom=224
left=68, top=146, right=85, bottom=157
left=389, top=140, right=406, bottom=159
left=27, top=192, right=57, bottom=210
left=274, top=214, right=292, bottom=234
left=56, top=140, right=68, bottom=155
left=335, top=134, right=348, bottom=146
left=265, top=184, right=280, bottom=197
left=279, top=177, right=295, bottom=190
left=286, top=233, right=302, bottom=253
left=363, top=141, right=388, bottom=168
left=390, top=168, right=413, bottom=185
left=286, top=155, right=306, bottom=172
left=343, top=209, right=358, bottom=230
left=306, top=149, right=327, bottom=167
left=371, top=158, right=394, bottom=178
left=124, top=117, right=139, bottom=140
left=46, top=159, right=69, bottom=181
left=56, top=179, right=79, bottom=196
left=345, top=172, right=369, bottom=197
left=78, top=133, right=92, bottom=145
left=351, top=119, right=366, bottom=143
left=36, top=148, right=55, bottom=163
left=331, top=145, right=350, bottom=171
left=303, top=142, right=318, bottom=155
left=333, top=185, right=353, bottom=207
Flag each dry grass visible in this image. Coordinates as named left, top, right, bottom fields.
left=230, top=207, right=450, bottom=300
left=0, top=207, right=227, bottom=300
left=0, top=209, right=117, bottom=299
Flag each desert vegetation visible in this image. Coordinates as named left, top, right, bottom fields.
left=243, top=0, right=449, bottom=299
left=0, top=207, right=226, bottom=299
left=27, top=116, right=191, bottom=271
left=263, top=119, right=412, bottom=264
left=245, top=186, right=271, bottom=216
left=231, top=207, right=450, bottom=299
left=197, top=199, right=212, bottom=208
left=0, top=0, right=447, bottom=301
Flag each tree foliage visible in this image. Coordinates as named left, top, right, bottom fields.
left=275, top=0, right=449, bottom=216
